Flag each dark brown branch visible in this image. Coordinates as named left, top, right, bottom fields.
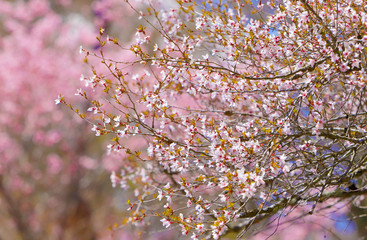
left=0, top=176, right=36, bottom=240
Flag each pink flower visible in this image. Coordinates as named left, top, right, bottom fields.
left=54, top=95, right=64, bottom=104
left=196, top=223, right=204, bottom=233
left=160, top=218, right=172, bottom=228
left=331, top=52, right=340, bottom=63
left=352, top=59, right=361, bottom=68
left=195, top=17, right=205, bottom=30
left=339, top=62, right=350, bottom=72
left=110, top=171, right=118, bottom=188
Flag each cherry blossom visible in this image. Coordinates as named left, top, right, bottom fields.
left=67, top=0, right=367, bottom=239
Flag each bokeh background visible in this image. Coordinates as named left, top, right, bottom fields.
left=0, top=0, right=144, bottom=239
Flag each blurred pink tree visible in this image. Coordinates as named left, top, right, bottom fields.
left=0, top=0, right=139, bottom=239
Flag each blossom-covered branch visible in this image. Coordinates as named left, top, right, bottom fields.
left=66, top=0, right=367, bottom=238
